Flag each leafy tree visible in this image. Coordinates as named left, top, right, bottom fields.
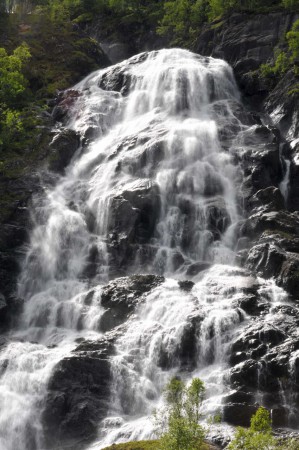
left=228, top=407, right=299, bottom=450
left=155, top=377, right=206, bottom=450
left=157, top=0, right=209, bottom=45
left=228, top=407, right=276, bottom=450
left=0, top=43, right=31, bottom=151
left=0, top=43, right=31, bottom=107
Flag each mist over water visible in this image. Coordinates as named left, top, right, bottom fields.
left=0, top=49, right=289, bottom=450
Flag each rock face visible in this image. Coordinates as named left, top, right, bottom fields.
left=42, top=335, right=115, bottom=450
left=42, top=274, right=164, bottom=450
left=98, top=274, right=164, bottom=331
left=2, top=9, right=299, bottom=447
left=48, top=129, right=81, bottom=174
left=197, top=12, right=297, bottom=101
left=193, top=10, right=299, bottom=430
left=226, top=303, right=299, bottom=428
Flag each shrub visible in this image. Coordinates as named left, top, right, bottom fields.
left=155, top=377, right=206, bottom=450
left=228, top=407, right=299, bottom=450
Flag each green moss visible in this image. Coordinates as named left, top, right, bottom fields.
left=262, top=229, right=293, bottom=239
left=288, top=82, right=299, bottom=96
left=210, top=20, right=224, bottom=29
left=73, top=12, right=94, bottom=24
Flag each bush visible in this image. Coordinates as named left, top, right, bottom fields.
left=228, top=407, right=276, bottom=450
left=228, top=407, right=299, bottom=450
left=155, top=377, right=206, bottom=450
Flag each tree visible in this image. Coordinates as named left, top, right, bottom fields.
left=155, top=377, right=206, bottom=450
left=227, top=407, right=299, bottom=450
left=0, top=43, right=31, bottom=151
left=228, top=407, right=276, bottom=450
left=0, top=43, right=31, bottom=107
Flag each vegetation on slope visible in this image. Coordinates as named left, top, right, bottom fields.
left=102, top=407, right=299, bottom=450
left=260, top=18, right=299, bottom=94
left=102, top=441, right=213, bottom=450
left=0, top=4, right=109, bottom=225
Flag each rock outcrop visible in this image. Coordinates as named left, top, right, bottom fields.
left=42, top=274, right=164, bottom=450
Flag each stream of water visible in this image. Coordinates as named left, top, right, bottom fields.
left=0, top=49, right=289, bottom=450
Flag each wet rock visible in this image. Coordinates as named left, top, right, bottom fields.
left=48, top=129, right=81, bottom=174
left=244, top=210, right=299, bottom=238
left=157, top=312, right=203, bottom=371
left=289, top=145, right=299, bottom=211
left=186, top=261, right=212, bottom=276
left=235, top=293, right=269, bottom=316
left=265, top=71, right=299, bottom=153
left=99, top=274, right=164, bottom=332
left=108, top=179, right=161, bottom=243
left=240, top=140, right=282, bottom=201
left=230, top=359, right=260, bottom=389
left=223, top=403, right=258, bottom=427
left=244, top=210, right=299, bottom=297
left=178, top=280, right=194, bottom=291
left=42, top=333, right=118, bottom=450
left=226, top=302, right=299, bottom=428
left=98, top=53, right=148, bottom=95
left=196, top=11, right=295, bottom=105
left=248, top=186, right=285, bottom=213
left=52, top=90, right=82, bottom=123
left=204, top=196, right=231, bottom=237
left=0, top=294, right=7, bottom=327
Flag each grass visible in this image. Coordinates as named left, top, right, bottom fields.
left=102, top=440, right=215, bottom=450
left=102, top=441, right=159, bottom=450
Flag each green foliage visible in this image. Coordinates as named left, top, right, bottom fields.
left=227, top=407, right=275, bottom=450
left=102, top=440, right=160, bottom=450
left=157, top=0, right=285, bottom=46
left=155, top=377, right=206, bottom=450
left=0, top=43, right=33, bottom=151
left=282, top=0, right=299, bottom=9
left=0, top=43, right=31, bottom=107
left=260, top=19, right=299, bottom=82
left=228, top=407, right=299, bottom=450
left=159, top=415, right=205, bottom=450
left=287, top=19, right=299, bottom=62
left=260, top=50, right=290, bottom=78
left=0, top=107, right=23, bottom=146
left=157, top=0, right=209, bottom=46
left=250, top=407, right=272, bottom=433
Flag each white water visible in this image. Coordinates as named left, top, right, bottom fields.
left=0, top=49, right=289, bottom=449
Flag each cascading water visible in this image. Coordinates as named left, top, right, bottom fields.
left=0, top=49, right=292, bottom=450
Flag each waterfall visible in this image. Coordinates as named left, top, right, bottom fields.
left=0, top=49, right=291, bottom=450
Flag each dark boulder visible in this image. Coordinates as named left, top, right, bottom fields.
left=52, top=90, right=82, bottom=123
left=248, top=186, right=285, bottom=213
left=106, top=180, right=161, bottom=275
left=186, top=261, right=212, bottom=277
left=42, top=333, right=117, bottom=450
left=225, top=302, right=299, bottom=428
left=244, top=210, right=299, bottom=297
left=98, top=274, right=164, bottom=332
left=204, top=196, right=231, bottom=238
left=48, top=129, right=81, bottom=174
left=98, top=53, right=148, bottom=95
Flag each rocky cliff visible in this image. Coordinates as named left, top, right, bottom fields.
left=1, top=10, right=299, bottom=450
